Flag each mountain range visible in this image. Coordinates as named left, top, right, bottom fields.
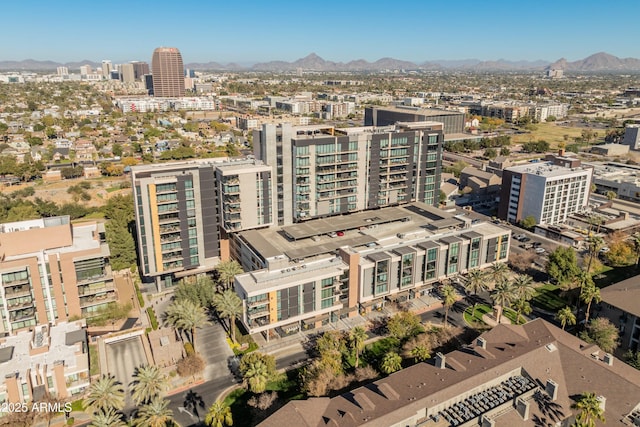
left=2, top=52, right=640, bottom=73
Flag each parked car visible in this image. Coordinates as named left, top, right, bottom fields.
left=521, top=237, right=531, bottom=243
left=535, top=247, right=546, bottom=254
left=533, top=242, right=542, bottom=248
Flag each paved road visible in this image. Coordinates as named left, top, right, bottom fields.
left=106, top=336, right=148, bottom=405
left=196, top=315, right=235, bottom=381
left=166, top=374, right=237, bottom=427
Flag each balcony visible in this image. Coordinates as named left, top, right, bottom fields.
left=159, top=225, right=180, bottom=234
left=158, top=215, right=180, bottom=225
left=6, top=299, right=34, bottom=311
left=78, top=284, right=116, bottom=297
left=162, top=253, right=183, bottom=263
left=160, top=234, right=182, bottom=243
left=247, top=297, right=269, bottom=308
left=2, top=277, right=29, bottom=287
left=79, top=292, right=117, bottom=308
left=4, top=285, right=32, bottom=298
left=10, top=309, right=36, bottom=322
left=76, top=269, right=113, bottom=286
left=248, top=307, right=270, bottom=319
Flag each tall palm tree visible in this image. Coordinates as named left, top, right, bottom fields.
left=216, top=260, right=243, bottom=290
left=585, top=235, right=604, bottom=273
left=165, top=299, right=209, bottom=349
left=349, top=326, right=368, bottom=368
left=491, top=281, right=515, bottom=324
left=130, top=364, right=169, bottom=406
left=441, top=284, right=457, bottom=327
left=580, top=282, right=601, bottom=324
left=574, top=270, right=595, bottom=312
left=571, top=392, right=605, bottom=427
left=83, top=374, right=125, bottom=413
left=512, top=274, right=536, bottom=302
left=90, top=408, right=127, bottom=427
left=242, top=358, right=271, bottom=393
left=133, top=396, right=174, bottom=427
left=205, top=401, right=233, bottom=427
left=556, top=306, right=576, bottom=330
left=488, top=262, right=509, bottom=288
left=380, top=351, right=402, bottom=374
left=462, top=269, right=487, bottom=318
left=512, top=298, right=532, bottom=324
left=632, top=232, right=640, bottom=269
left=213, top=289, right=243, bottom=343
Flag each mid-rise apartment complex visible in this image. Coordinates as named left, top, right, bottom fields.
left=0, top=216, right=114, bottom=332
left=0, top=321, right=89, bottom=403
left=233, top=203, right=510, bottom=338
left=498, top=154, right=593, bottom=225
left=364, top=106, right=465, bottom=134
left=131, top=159, right=273, bottom=289
left=254, top=122, right=444, bottom=226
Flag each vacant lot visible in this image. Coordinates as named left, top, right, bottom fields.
left=511, top=122, right=606, bottom=148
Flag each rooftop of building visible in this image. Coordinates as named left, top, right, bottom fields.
left=369, top=105, right=465, bottom=117
left=600, top=274, right=640, bottom=318
left=0, top=321, right=87, bottom=386
left=259, top=319, right=640, bottom=427
left=506, top=161, right=592, bottom=178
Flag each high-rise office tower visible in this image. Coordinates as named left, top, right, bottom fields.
left=120, top=63, right=135, bottom=83
left=131, top=61, right=150, bottom=81
left=151, top=47, right=185, bottom=98
left=101, top=60, right=112, bottom=80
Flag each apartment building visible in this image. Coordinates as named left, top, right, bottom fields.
left=254, top=122, right=443, bottom=226
left=233, top=203, right=510, bottom=338
left=364, top=106, right=465, bottom=134
left=0, top=216, right=114, bottom=332
left=131, top=159, right=273, bottom=288
left=0, top=321, right=89, bottom=404
left=498, top=156, right=593, bottom=225
left=260, top=319, right=640, bottom=427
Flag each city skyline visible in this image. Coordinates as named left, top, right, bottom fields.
left=2, top=0, right=639, bottom=65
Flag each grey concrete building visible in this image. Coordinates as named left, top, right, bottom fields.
left=364, top=106, right=465, bottom=134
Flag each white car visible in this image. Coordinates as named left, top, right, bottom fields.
left=535, top=247, right=545, bottom=254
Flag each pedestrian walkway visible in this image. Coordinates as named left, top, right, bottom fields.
left=196, top=319, right=235, bottom=381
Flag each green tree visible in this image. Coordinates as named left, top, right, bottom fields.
left=579, top=318, right=619, bottom=353
left=521, top=215, right=536, bottom=230
left=380, top=351, right=402, bottom=374
left=349, top=326, right=368, bottom=368
left=624, top=350, right=640, bottom=370
left=130, top=364, right=169, bottom=406
left=462, top=269, right=487, bottom=318
left=315, top=330, right=348, bottom=374
left=216, top=260, right=243, bottom=290
left=205, top=401, right=233, bottom=427
left=547, top=246, right=580, bottom=287
left=89, top=408, right=127, bottom=427
left=386, top=311, right=422, bottom=340
left=605, top=190, right=616, bottom=200
left=165, top=299, right=209, bottom=348
left=492, top=281, right=516, bottom=324
left=83, top=375, right=125, bottom=413
left=585, top=235, right=604, bottom=273
left=632, top=232, right=640, bottom=269
left=571, top=392, right=605, bottom=427
left=174, top=276, right=216, bottom=308
left=580, top=281, right=601, bottom=324
left=488, top=262, right=510, bottom=287
left=512, top=298, right=532, bottom=324
left=556, top=306, right=576, bottom=330
left=133, top=396, right=174, bottom=427
left=103, top=194, right=136, bottom=271
left=512, top=274, right=535, bottom=302
left=213, top=289, right=243, bottom=343
left=483, top=147, right=497, bottom=159
left=605, top=240, right=635, bottom=266
left=441, top=284, right=457, bottom=327
left=239, top=352, right=275, bottom=393
left=410, top=345, right=431, bottom=362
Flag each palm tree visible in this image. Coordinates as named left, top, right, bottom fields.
left=213, top=289, right=243, bottom=343
left=441, top=284, right=457, bottom=327
left=380, top=352, right=402, bottom=374
left=216, top=260, right=243, bottom=290
left=165, top=299, right=209, bottom=348
left=512, top=274, right=536, bottom=302
left=134, top=396, right=174, bottom=427
left=349, top=326, right=368, bottom=368
left=632, top=232, right=640, bottom=269
left=585, top=235, right=604, bottom=273
left=130, top=364, right=169, bottom=406
left=512, top=298, right=532, bottom=324
left=410, top=345, right=431, bottom=362
left=205, top=401, right=233, bottom=427
left=571, top=392, right=605, bottom=427
left=580, top=282, right=601, bottom=324
left=242, top=358, right=271, bottom=393
left=491, top=281, right=515, bottom=324
left=83, top=374, right=125, bottom=413
left=90, top=408, right=127, bottom=427
left=556, top=306, right=576, bottom=330
left=462, top=269, right=487, bottom=318
left=488, top=262, right=509, bottom=288
left=574, top=270, right=595, bottom=312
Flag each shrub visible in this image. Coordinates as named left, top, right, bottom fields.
left=146, top=307, right=158, bottom=330
left=184, top=342, right=195, bottom=357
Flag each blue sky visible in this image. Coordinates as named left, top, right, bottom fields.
left=3, top=0, right=639, bottom=64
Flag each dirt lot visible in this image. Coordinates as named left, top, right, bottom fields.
left=5, top=175, right=130, bottom=207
